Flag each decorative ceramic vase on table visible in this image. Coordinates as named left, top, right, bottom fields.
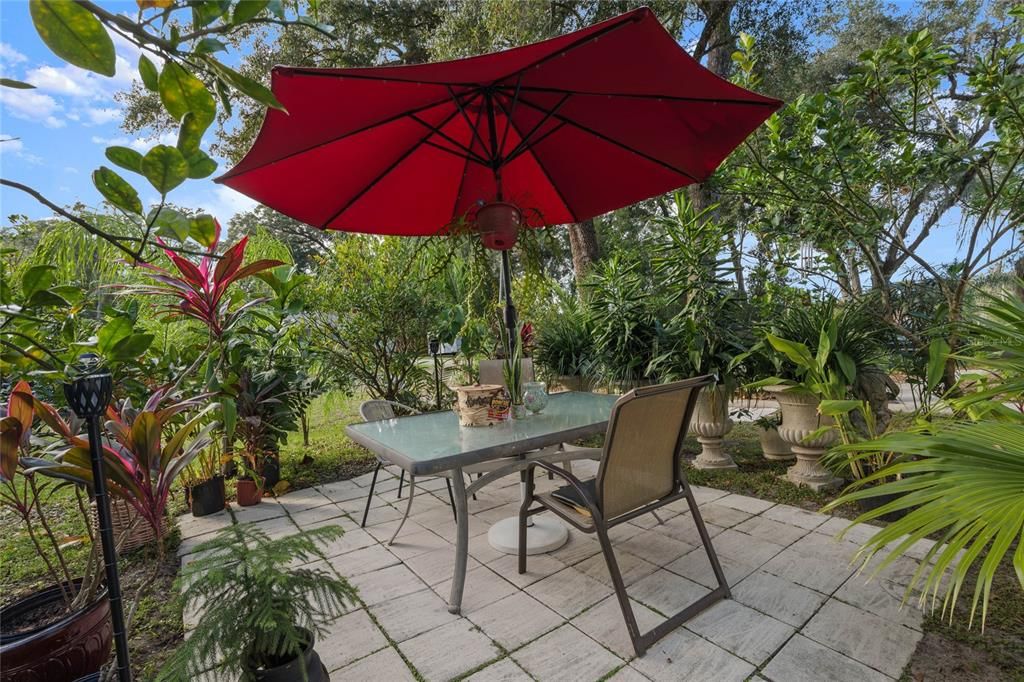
left=522, top=381, right=549, bottom=414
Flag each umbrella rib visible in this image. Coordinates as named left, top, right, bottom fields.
left=491, top=93, right=577, bottom=223
left=493, top=84, right=781, bottom=107
left=277, top=67, right=484, bottom=88
left=451, top=105, right=484, bottom=222
left=410, top=114, right=490, bottom=165
left=503, top=121, right=566, bottom=165
left=512, top=96, right=702, bottom=184
left=421, top=138, right=491, bottom=166
left=502, top=92, right=571, bottom=163
left=216, top=89, right=480, bottom=182
left=449, top=85, right=492, bottom=164
left=318, top=107, right=466, bottom=230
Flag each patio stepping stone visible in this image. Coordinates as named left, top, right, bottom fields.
left=714, top=493, right=776, bottom=515
left=730, top=570, right=828, bottom=628
left=315, top=480, right=365, bottom=503
left=606, top=665, right=652, bottom=682
left=487, top=551, right=566, bottom=588
left=370, top=588, right=461, bottom=643
left=548, top=531, right=603, bottom=565
left=630, top=627, right=754, bottom=682
left=761, top=504, right=830, bottom=530
left=628, top=507, right=681, bottom=529
left=618, top=528, right=695, bottom=566
left=628, top=569, right=709, bottom=616
left=665, top=547, right=757, bottom=590
left=574, top=547, right=659, bottom=588
left=176, top=508, right=232, bottom=540
left=231, top=498, right=286, bottom=523
left=350, top=563, right=428, bottom=606
left=318, top=608, right=388, bottom=672
left=527, top=566, right=613, bottom=618
left=733, top=515, right=811, bottom=547
left=511, top=624, right=623, bottom=682
left=305, top=522, right=377, bottom=559
left=694, top=502, right=753, bottom=528
left=651, top=514, right=724, bottom=547
left=387, top=528, right=452, bottom=560
left=802, top=599, right=922, bottom=678
left=289, top=502, right=349, bottom=528
left=329, top=542, right=402, bottom=578
left=683, top=598, right=795, bottom=666
left=433, top=565, right=518, bottom=614
left=833, top=559, right=926, bottom=630
left=707, top=528, right=789, bottom=566
left=399, top=618, right=501, bottom=682
left=333, top=646, right=417, bottom=681
left=406, top=545, right=481, bottom=586
left=467, top=591, right=565, bottom=650
left=570, top=595, right=661, bottom=660
left=271, top=487, right=332, bottom=514
left=761, top=634, right=891, bottom=682
left=464, top=658, right=533, bottom=682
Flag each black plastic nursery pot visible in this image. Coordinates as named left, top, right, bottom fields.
left=261, top=454, right=281, bottom=490
left=856, top=489, right=909, bottom=523
left=250, top=628, right=329, bottom=682
left=0, top=582, right=112, bottom=682
left=190, top=475, right=226, bottom=517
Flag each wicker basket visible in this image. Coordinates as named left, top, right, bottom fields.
left=91, top=498, right=169, bottom=552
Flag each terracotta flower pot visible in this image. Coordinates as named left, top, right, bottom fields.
left=0, top=582, right=111, bottom=682
left=236, top=478, right=263, bottom=506
left=691, top=385, right=736, bottom=470
left=767, top=387, right=841, bottom=491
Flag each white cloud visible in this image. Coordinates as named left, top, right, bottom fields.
left=0, top=43, right=27, bottom=64
left=1, top=137, right=45, bottom=165
left=0, top=87, right=64, bottom=126
left=63, top=166, right=79, bottom=174
left=90, top=131, right=175, bottom=151
left=25, top=64, right=94, bottom=97
left=85, top=107, right=122, bottom=125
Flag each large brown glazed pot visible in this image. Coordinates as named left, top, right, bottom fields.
left=0, top=583, right=111, bottom=682
left=768, top=387, right=842, bottom=491
left=691, top=385, right=737, bottom=470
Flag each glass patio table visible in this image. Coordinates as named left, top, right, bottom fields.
left=346, top=391, right=619, bottom=613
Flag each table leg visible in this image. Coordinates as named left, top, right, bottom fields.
left=447, top=467, right=469, bottom=614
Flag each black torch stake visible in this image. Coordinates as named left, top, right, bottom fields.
left=64, top=354, right=132, bottom=682
left=428, top=336, right=441, bottom=410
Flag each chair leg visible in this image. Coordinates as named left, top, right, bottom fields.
left=397, top=469, right=405, bottom=499
left=681, top=481, right=731, bottom=597
left=595, top=523, right=645, bottom=655
left=388, top=475, right=416, bottom=545
left=360, top=462, right=381, bottom=528
left=650, top=510, right=665, bottom=525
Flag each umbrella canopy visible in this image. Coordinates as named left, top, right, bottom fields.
left=216, top=7, right=782, bottom=236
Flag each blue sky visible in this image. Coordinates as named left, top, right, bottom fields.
left=0, top=1, right=1016, bottom=277
left=0, top=2, right=255, bottom=229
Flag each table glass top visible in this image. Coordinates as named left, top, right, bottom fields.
left=347, top=391, right=619, bottom=466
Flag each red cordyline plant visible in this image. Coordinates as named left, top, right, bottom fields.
left=18, top=383, right=218, bottom=546
left=131, top=222, right=283, bottom=338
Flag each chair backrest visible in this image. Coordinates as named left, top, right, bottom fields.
left=477, top=359, right=535, bottom=388
left=596, top=375, right=715, bottom=520
left=359, top=400, right=418, bottom=423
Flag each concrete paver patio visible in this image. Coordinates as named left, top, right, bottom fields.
left=178, top=461, right=931, bottom=681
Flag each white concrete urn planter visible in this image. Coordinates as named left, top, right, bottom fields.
left=691, top=385, right=737, bottom=470
left=767, top=386, right=842, bottom=491
left=758, top=424, right=794, bottom=461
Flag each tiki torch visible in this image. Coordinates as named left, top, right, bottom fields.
left=64, top=354, right=132, bottom=681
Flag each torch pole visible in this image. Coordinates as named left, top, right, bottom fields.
left=66, top=355, right=132, bottom=681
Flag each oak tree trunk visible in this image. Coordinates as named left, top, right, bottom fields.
left=568, top=218, right=600, bottom=287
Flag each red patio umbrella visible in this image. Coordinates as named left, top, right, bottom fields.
left=217, top=6, right=781, bottom=331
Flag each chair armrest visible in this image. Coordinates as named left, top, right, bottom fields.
left=525, top=461, right=601, bottom=519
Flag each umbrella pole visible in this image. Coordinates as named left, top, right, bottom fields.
left=500, top=249, right=517, bottom=353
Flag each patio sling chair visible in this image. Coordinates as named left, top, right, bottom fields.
left=517, top=375, right=730, bottom=657
left=358, top=400, right=458, bottom=538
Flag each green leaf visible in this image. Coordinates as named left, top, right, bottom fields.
left=21, top=264, right=56, bottom=297
left=0, top=78, right=35, bottom=89
left=110, top=333, right=154, bottom=359
left=220, top=397, right=237, bottom=441
left=194, top=38, right=228, bottom=55
left=158, top=61, right=216, bottom=125
left=29, top=0, right=115, bottom=77
left=835, top=351, right=857, bottom=384
left=148, top=206, right=190, bottom=241
left=26, top=289, right=71, bottom=308
left=185, top=150, right=218, bottom=179
left=176, top=112, right=207, bottom=155
left=141, top=145, right=189, bottom=194
left=105, top=146, right=144, bottom=173
left=192, top=0, right=229, bottom=27
left=818, top=399, right=864, bottom=417
left=138, top=55, right=159, bottom=92
left=189, top=214, right=218, bottom=247
left=926, top=338, right=951, bottom=392
left=766, top=334, right=815, bottom=370
left=232, top=0, right=269, bottom=23
left=97, top=316, right=133, bottom=354
left=93, top=166, right=143, bottom=214
left=206, top=59, right=284, bottom=111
